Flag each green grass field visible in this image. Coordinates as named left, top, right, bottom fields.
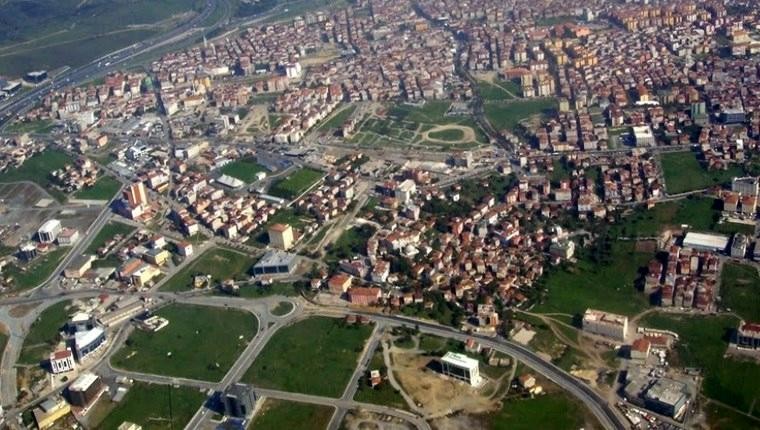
left=428, top=128, right=465, bottom=142
left=485, top=393, right=597, bottom=430
left=270, top=301, right=294, bottom=316
left=533, top=241, right=651, bottom=317
left=111, top=304, right=257, bottom=381
left=18, top=300, right=71, bottom=365
left=661, top=152, right=745, bottom=194
left=318, top=104, right=356, bottom=131
left=641, top=313, right=760, bottom=421
left=159, top=248, right=254, bottom=292
left=611, top=196, right=754, bottom=237
left=0, top=0, right=204, bottom=77
left=0, top=149, right=73, bottom=201
left=354, top=348, right=408, bottom=409
left=243, top=316, right=373, bottom=397
left=219, top=158, right=268, bottom=183
left=477, top=80, right=517, bottom=101
left=720, top=263, right=760, bottom=320
left=326, top=224, right=375, bottom=265
left=95, top=382, right=206, bottom=430
left=85, top=221, right=135, bottom=254
left=73, top=176, right=121, bottom=200
left=4, top=119, right=55, bottom=134
left=4, top=247, right=69, bottom=292
left=484, top=98, right=556, bottom=132
left=268, top=168, right=323, bottom=199
left=217, top=282, right=299, bottom=299
left=248, top=399, right=333, bottom=430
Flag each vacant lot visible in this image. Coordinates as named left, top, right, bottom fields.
left=85, top=221, right=135, bottom=254
left=326, top=224, right=376, bottom=265
left=661, top=152, right=745, bottom=194
left=318, top=104, right=357, bottom=131
left=249, top=399, right=333, bottom=430
left=720, top=263, right=760, bottom=321
left=612, top=196, right=754, bottom=237
left=219, top=158, right=268, bottom=183
left=641, top=313, right=760, bottom=421
left=72, top=176, right=121, bottom=200
left=354, top=348, right=407, bottom=410
left=95, top=382, right=205, bottom=430
left=484, top=98, right=555, bottom=132
left=0, top=150, right=73, bottom=201
left=485, top=393, right=599, bottom=430
left=243, top=316, right=373, bottom=397
left=111, top=304, right=257, bottom=381
left=160, top=248, right=254, bottom=292
left=4, top=247, right=69, bottom=293
left=534, top=241, right=651, bottom=317
left=18, top=300, right=71, bottom=365
left=4, top=119, right=55, bottom=134
left=268, top=168, right=323, bottom=199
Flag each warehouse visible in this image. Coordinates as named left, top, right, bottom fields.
left=252, top=250, right=297, bottom=276
left=681, top=232, right=729, bottom=253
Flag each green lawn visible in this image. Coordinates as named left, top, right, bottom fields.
left=428, top=128, right=465, bottom=142
left=85, top=221, right=135, bottom=254
left=73, top=176, right=121, bottom=200
left=486, top=393, right=597, bottom=430
left=4, top=247, right=69, bottom=292
left=0, top=149, right=73, bottom=201
left=705, top=402, right=760, bottom=430
left=95, top=382, right=206, bottom=430
left=217, top=282, right=299, bottom=299
left=219, top=158, right=268, bottom=183
left=326, top=224, right=375, bottom=264
left=354, top=348, right=407, bottom=409
left=318, top=104, right=357, bottom=130
left=243, top=316, right=373, bottom=397
left=159, top=248, right=254, bottom=292
left=720, top=262, right=760, bottom=320
left=533, top=241, right=651, bottom=317
left=268, top=168, right=323, bottom=199
left=271, top=301, right=294, bottom=316
left=641, top=313, right=760, bottom=420
left=18, top=300, right=71, bottom=365
left=111, top=304, right=258, bottom=381
left=478, top=81, right=516, bottom=101
left=484, top=98, right=556, bottom=132
left=612, top=196, right=754, bottom=237
left=387, top=101, right=451, bottom=123
left=248, top=399, right=333, bottom=430
left=661, top=152, right=745, bottom=194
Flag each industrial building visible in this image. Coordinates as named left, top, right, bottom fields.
left=67, top=372, right=104, bottom=407
left=33, top=398, right=70, bottom=430
left=440, top=352, right=481, bottom=386
left=252, top=250, right=297, bottom=276
left=681, top=232, right=729, bottom=253
left=582, top=308, right=629, bottom=341
left=732, top=177, right=759, bottom=197
left=37, top=219, right=62, bottom=243
left=731, top=234, right=749, bottom=258
left=624, top=367, right=692, bottom=420
left=222, top=383, right=257, bottom=418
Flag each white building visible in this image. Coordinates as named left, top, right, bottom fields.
left=396, top=179, right=417, bottom=204
left=37, top=219, right=62, bottom=243
left=49, top=350, right=75, bottom=374
left=73, top=327, right=106, bottom=361
left=682, top=232, right=729, bottom=253
left=440, top=352, right=481, bottom=386
left=582, top=308, right=629, bottom=341
left=632, top=126, right=655, bottom=147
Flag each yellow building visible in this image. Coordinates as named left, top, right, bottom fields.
left=33, top=398, right=71, bottom=430
left=268, top=223, right=294, bottom=250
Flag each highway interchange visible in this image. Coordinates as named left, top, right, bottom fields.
left=0, top=1, right=630, bottom=428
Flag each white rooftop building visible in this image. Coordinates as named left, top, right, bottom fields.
left=682, top=232, right=729, bottom=253
left=440, top=352, right=481, bottom=386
